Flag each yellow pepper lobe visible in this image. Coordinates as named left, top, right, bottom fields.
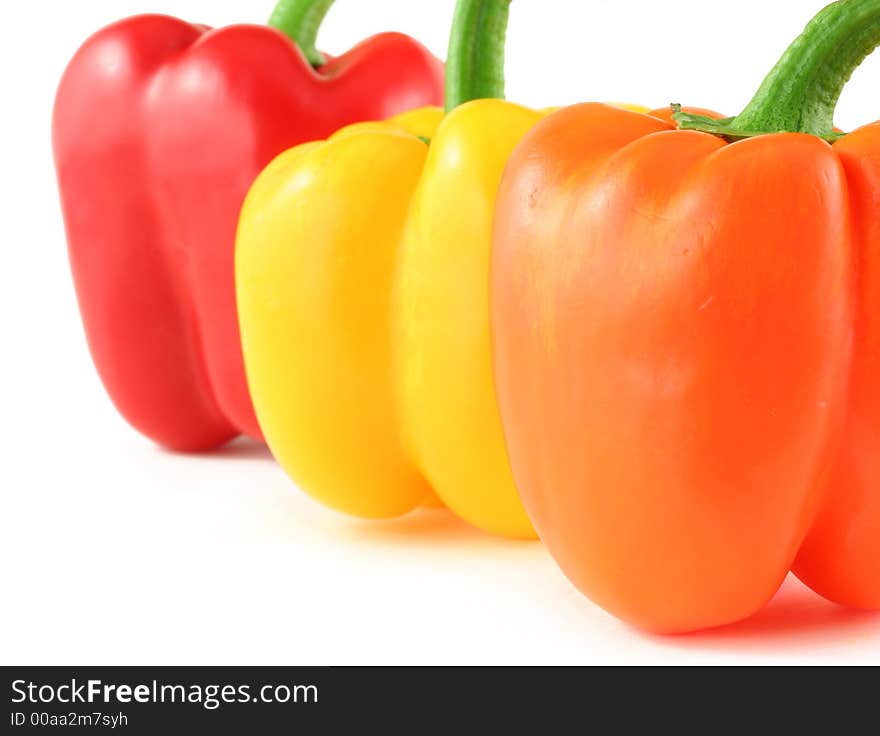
left=237, top=130, right=432, bottom=519
left=393, top=99, right=545, bottom=539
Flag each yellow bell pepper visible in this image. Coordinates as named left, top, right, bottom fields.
left=236, top=0, right=645, bottom=537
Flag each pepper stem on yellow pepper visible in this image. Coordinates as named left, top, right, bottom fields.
left=675, top=0, right=880, bottom=141
left=269, top=0, right=335, bottom=67
left=445, top=0, right=511, bottom=112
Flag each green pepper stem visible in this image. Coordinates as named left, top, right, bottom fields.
left=269, top=0, right=335, bottom=67
left=676, top=0, right=880, bottom=140
left=445, top=0, right=511, bottom=112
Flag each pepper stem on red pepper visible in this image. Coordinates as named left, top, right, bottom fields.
left=445, top=0, right=511, bottom=112
left=674, top=0, right=880, bottom=141
left=269, top=0, right=335, bottom=67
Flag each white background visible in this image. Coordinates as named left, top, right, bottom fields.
left=2, top=0, right=879, bottom=665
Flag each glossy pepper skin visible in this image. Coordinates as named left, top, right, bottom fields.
left=238, top=102, right=547, bottom=537
left=492, top=0, right=880, bottom=632
left=53, top=0, right=443, bottom=451
left=236, top=0, right=549, bottom=537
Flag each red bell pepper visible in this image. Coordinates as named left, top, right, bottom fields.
left=53, top=0, right=443, bottom=451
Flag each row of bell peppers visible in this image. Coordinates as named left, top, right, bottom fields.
left=54, top=0, right=879, bottom=634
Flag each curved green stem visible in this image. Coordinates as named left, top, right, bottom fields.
left=675, top=0, right=880, bottom=141
left=445, top=0, right=511, bottom=112
left=269, top=0, right=335, bottom=67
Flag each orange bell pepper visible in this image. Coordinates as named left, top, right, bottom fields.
left=491, top=0, right=880, bottom=633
